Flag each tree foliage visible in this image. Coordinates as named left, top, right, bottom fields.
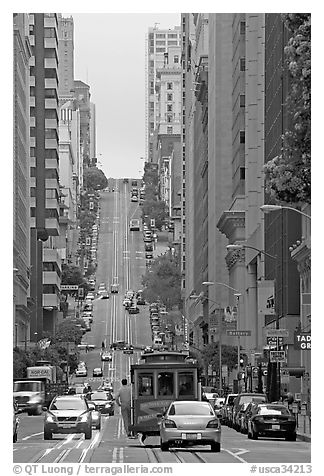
left=264, top=14, right=311, bottom=204
left=61, top=264, right=84, bottom=286
left=192, top=343, right=238, bottom=372
left=142, top=253, right=182, bottom=310
left=83, top=167, right=108, bottom=191
left=142, top=199, right=168, bottom=230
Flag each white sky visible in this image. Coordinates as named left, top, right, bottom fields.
left=70, top=13, right=180, bottom=179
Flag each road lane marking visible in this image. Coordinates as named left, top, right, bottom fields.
left=223, top=448, right=249, bottom=463
left=21, top=432, right=43, bottom=440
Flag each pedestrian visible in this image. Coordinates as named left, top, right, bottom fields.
left=115, top=378, right=133, bottom=438
left=101, top=341, right=105, bottom=349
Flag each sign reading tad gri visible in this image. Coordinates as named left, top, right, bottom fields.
left=294, top=332, right=311, bottom=350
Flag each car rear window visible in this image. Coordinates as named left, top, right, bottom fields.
left=258, top=406, right=290, bottom=415
left=170, top=403, right=214, bottom=415
left=238, top=395, right=266, bottom=405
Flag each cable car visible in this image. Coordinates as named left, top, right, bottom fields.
left=129, top=351, right=201, bottom=438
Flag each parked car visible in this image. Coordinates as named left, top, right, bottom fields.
left=101, top=290, right=109, bottom=299
left=214, top=398, right=225, bottom=420
left=128, top=305, right=139, bottom=314
left=13, top=399, right=19, bottom=443
left=202, top=386, right=219, bottom=403
left=159, top=400, right=221, bottom=452
left=231, top=393, right=268, bottom=430
left=246, top=403, right=296, bottom=441
left=85, top=293, right=95, bottom=300
left=220, top=393, right=237, bottom=426
left=43, top=395, right=93, bottom=440
left=123, top=344, right=134, bottom=354
left=75, top=367, right=87, bottom=377
left=111, top=340, right=125, bottom=350
left=143, top=346, right=154, bottom=354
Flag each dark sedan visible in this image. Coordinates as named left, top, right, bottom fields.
left=89, top=391, right=115, bottom=416
left=247, top=403, right=296, bottom=441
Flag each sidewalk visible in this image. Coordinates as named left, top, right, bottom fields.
left=296, top=414, right=311, bottom=442
left=153, top=230, right=169, bottom=258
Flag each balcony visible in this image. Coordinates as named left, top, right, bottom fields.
left=43, top=247, right=61, bottom=265
left=44, top=38, right=58, bottom=50
left=44, top=57, right=58, bottom=69
left=45, top=138, right=58, bottom=149
left=30, top=116, right=36, bottom=128
left=45, top=118, right=58, bottom=129
left=42, top=293, right=60, bottom=309
left=45, top=98, right=57, bottom=109
left=46, top=198, right=59, bottom=211
left=29, top=96, right=35, bottom=107
left=45, top=158, right=59, bottom=169
left=30, top=76, right=35, bottom=87
left=45, top=179, right=59, bottom=189
left=45, top=77, right=58, bottom=90
left=45, top=218, right=59, bottom=236
left=43, top=271, right=60, bottom=287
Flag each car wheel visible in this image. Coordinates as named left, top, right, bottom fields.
left=251, top=428, right=258, bottom=440
left=96, top=423, right=101, bottom=430
left=44, top=429, right=52, bottom=440
left=286, top=433, right=297, bottom=441
left=160, top=440, right=169, bottom=452
left=13, top=430, right=18, bottom=443
left=211, top=442, right=221, bottom=452
left=85, top=427, right=92, bottom=439
left=247, top=431, right=252, bottom=439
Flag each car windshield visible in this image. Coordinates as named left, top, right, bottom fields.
left=239, top=395, right=266, bottom=405
left=227, top=396, right=236, bottom=405
left=14, top=382, right=40, bottom=392
left=170, top=403, right=214, bottom=416
left=203, top=387, right=217, bottom=393
left=50, top=398, right=87, bottom=411
left=91, top=392, right=108, bottom=400
left=258, top=406, right=290, bottom=415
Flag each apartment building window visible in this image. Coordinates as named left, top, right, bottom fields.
left=45, top=209, right=59, bottom=219
left=156, top=40, right=165, bottom=45
left=156, top=47, right=166, bottom=52
left=149, top=101, right=154, bottom=110
left=168, top=41, right=178, bottom=45
left=240, top=21, right=246, bottom=34
left=240, top=58, right=246, bottom=71
left=240, top=167, right=246, bottom=180
left=240, top=130, right=245, bottom=144
left=45, top=88, right=57, bottom=99
left=150, top=122, right=154, bottom=131
left=156, top=33, right=165, bottom=38
left=30, top=187, right=36, bottom=197
left=30, top=167, right=36, bottom=177
left=167, top=126, right=173, bottom=134
left=44, top=28, right=56, bottom=38
left=240, top=94, right=245, bottom=107
left=167, top=93, right=173, bottom=101
left=43, top=285, right=57, bottom=294
left=167, top=104, right=172, bottom=112
left=167, top=82, right=173, bottom=90
left=174, top=55, right=179, bottom=63
left=46, top=189, right=58, bottom=199
left=167, top=114, right=172, bottom=123
left=150, top=88, right=154, bottom=95
left=45, top=129, right=57, bottom=139
left=168, top=33, right=178, bottom=38
left=149, top=60, right=154, bottom=67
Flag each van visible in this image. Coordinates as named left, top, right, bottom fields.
left=153, top=337, right=163, bottom=348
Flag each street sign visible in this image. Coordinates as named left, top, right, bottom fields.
left=267, top=336, right=284, bottom=347
left=266, top=329, right=289, bottom=338
left=270, top=350, right=286, bottom=363
left=61, top=284, right=79, bottom=291
left=226, top=330, right=251, bottom=337
left=294, top=332, right=311, bottom=350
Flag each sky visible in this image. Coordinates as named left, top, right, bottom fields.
left=70, top=13, right=180, bottom=179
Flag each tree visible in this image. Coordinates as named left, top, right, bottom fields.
left=142, top=253, right=182, bottom=309
left=263, top=14, right=311, bottom=204
left=142, top=199, right=168, bottom=230
left=83, top=166, right=108, bottom=191
left=196, top=343, right=238, bottom=373
left=61, top=264, right=85, bottom=286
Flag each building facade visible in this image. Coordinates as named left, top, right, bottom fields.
left=145, top=26, right=181, bottom=163
left=13, top=13, right=32, bottom=349
left=58, top=15, right=74, bottom=101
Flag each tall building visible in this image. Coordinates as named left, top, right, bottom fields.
left=58, top=15, right=74, bottom=101
left=90, top=102, right=96, bottom=163
left=74, top=80, right=91, bottom=168
left=13, top=13, right=32, bottom=349
left=145, top=25, right=181, bottom=163
left=29, top=13, right=61, bottom=340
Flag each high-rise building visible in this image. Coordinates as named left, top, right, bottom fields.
left=29, top=13, right=61, bottom=340
left=58, top=15, right=74, bottom=101
left=145, top=25, right=181, bottom=163
left=90, top=102, right=96, bottom=163
left=74, top=80, right=91, bottom=168
left=13, top=13, right=32, bottom=349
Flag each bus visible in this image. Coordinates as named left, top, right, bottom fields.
left=129, top=351, right=200, bottom=438
left=129, top=218, right=140, bottom=231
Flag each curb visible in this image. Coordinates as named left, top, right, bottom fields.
left=297, top=433, right=311, bottom=442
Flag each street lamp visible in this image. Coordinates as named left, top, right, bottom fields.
left=260, top=204, right=311, bottom=220
left=202, top=281, right=243, bottom=392
left=226, top=244, right=277, bottom=260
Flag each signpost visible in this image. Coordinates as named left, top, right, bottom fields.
left=270, top=350, right=286, bottom=363
left=265, top=329, right=289, bottom=338
left=226, top=330, right=251, bottom=337
left=61, top=285, right=79, bottom=291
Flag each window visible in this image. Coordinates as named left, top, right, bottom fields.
left=174, top=55, right=179, bottom=63
left=167, top=93, right=173, bottom=101
left=149, top=60, right=154, bottom=67
left=156, top=47, right=166, bottom=52
left=168, top=40, right=178, bottom=45
left=240, top=130, right=245, bottom=144
left=240, top=21, right=246, bottom=35
left=167, top=104, right=172, bottom=112
left=178, top=373, right=194, bottom=397
left=158, top=372, right=174, bottom=396
left=168, top=33, right=178, bottom=38
left=240, top=94, right=245, bottom=107
left=240, top=167, right=246, bottom=179
left=167, top=114, right=172, bottom=123
left=156, top=33, right=165, bottom=38
left=167, top=126, right=173, bottom=134
left=167, top=82, right=173, bottom=90
left=138, top=374, right=153, bottom=396
left=156, top=40, right=165, bottom=45
left=240, top=58, right=246, bottom=71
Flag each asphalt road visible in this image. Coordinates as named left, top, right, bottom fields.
left=13, top=179, right=312, bottom=465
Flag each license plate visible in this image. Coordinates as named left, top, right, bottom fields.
left=60, top=423, right=74, bottom=428
left=182, top=433, right=197, bottom=440
left=272, top=424, right=280, bottom=430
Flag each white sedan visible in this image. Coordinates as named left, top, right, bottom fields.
left=75, top=368, right=87, bottom=377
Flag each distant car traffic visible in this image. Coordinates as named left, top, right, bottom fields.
left=85, top=293, right=95, bottom=300
left=75, top=367, right=87, bottom=377
left=93, top=368, right=103, bottom=377
left=43, top=395, right=92, bottom=440
left=110, top=278, right=119, bottom=293
left=128, top=305, right=139, bottom=314
left=89, top=391, right=114, bottom=416
left=123, top=344, right=134, bottom=354
left=111, top=340, right=125, bottom=350
left=101, top=290, right=109, bottom=299
left=159, top=400, right=221, bottom=452
left=101, top=351, right=112, bottom=362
